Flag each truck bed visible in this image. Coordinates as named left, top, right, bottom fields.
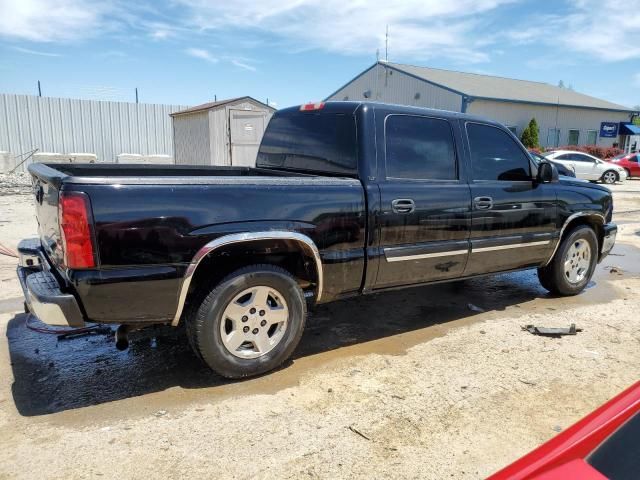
left=31, top=163, right=305, bottom=188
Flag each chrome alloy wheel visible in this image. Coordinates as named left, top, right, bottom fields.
left=602, top=171, right=617, bottom=184
left=564, top=239, right=591, bottom=284
left=219, top=286, right=289, bottom=359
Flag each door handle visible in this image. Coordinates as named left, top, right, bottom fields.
left=474, top=196, right=493, bottom=210
left=391, top=198, right=415, bottom=214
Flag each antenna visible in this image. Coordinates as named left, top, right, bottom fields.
left=37, top=80, right=42, bottom=97
left=135, top=87, right=139, bottom=104
left=376, top=48, right=379, bottom=62
left=385, top=25, right=389, bottom=62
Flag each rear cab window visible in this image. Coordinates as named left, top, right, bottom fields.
left=466, top=123, right=531, bottom=181
left=384, top=115, right=457, bottom=180
left=257, top=110, right=357, bottom=176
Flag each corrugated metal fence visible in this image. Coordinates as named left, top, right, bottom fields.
left=0, top=94, right=188, bottom=171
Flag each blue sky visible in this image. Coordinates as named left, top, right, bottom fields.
left=1, top=0, right=639, bottom=109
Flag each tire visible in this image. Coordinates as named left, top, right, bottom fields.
left=537, top=225, right=598, bottom=296
left=187, top=264, right=306, bottom=378
left=601, top=170, right=618, bottom=184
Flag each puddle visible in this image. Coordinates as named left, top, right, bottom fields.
left=4, top=242, right=639, bottom=423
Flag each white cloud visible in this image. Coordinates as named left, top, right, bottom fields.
left=185, top=48, right=218, bottom=63
left=12, top=46, right=62, bottom=57
left=559, top=0, right=640, bottom=62
left=175, top=0, right=516, bottom=63
left=0, top=0, right=112, bottom=42
left=231, top=59, right=256, bottom=71
left=504, top=0, right=640, bottom=63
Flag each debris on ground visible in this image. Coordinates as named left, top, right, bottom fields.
left=0, top=172, right=31, bottom=196
left=607, top=266, right=623, bottom=275
left=348, top=425, right=371, bottom=441
left=522, top=323, right=582, bottom=337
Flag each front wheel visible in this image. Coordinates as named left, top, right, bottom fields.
left=187, top=264, right=306, bottom=378
left=601, top=170, right=618, bottom=184
left=538, top=225, right=598, bottom=296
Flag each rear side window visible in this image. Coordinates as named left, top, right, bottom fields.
left=256, top=112, right=357, bottom=176
left=385, top=115, right=457, bottom=180
left=467, top=123, right=531, bottom=181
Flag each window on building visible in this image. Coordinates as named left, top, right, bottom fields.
left=385, top=115, right=457, bottom=180
left=547, top=128, right=561, bottom=147
left=507, top=126, right=517, bottom=135
left=568, top=129, right=580, bottom=145
left=587, top=130, right=598, bottom=145
left=467, top=123, right=531, bottom=182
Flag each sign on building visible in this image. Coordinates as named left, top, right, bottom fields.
left=600, top=122, right=619, bottom=138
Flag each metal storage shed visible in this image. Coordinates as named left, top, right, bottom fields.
left=171, top=96, right=276, bottom=167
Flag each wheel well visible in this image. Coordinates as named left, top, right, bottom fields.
left=562, top=216, right=604, bottom=252
left=183, top=239, right=319, bottom=316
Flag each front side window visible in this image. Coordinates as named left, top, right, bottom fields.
left=467, top=123, right=531, bottom=181
left=568, top=129, right=580, bottom=145
left=385, top=115, right=457, bottom=180
left=574, top=154, right=595, bottom=163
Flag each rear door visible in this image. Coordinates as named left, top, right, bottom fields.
left=229, top=109, right=267, bottom=167
left=463, top=122, right=557, bottom=276
left=373, top=111, right=471, bottom=289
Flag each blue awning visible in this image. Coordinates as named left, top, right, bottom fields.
left=619, top=123, right=640, bottom=135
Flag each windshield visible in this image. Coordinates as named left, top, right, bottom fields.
left=257, top=111, right=358, bottom=176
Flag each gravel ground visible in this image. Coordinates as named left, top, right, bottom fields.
left=0, top=180, right=639, bottom=479
left=0, top=173, right=31, bottom=196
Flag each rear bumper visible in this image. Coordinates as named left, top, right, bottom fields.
left=16, top=238, right=85, bottom=327
left=599, top=223, right=617, bottom=262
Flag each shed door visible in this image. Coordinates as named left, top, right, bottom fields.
left=229, top=110, right=266, bottom=167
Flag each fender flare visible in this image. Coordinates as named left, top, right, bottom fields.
left=172, top=231, right=323, bottom=326
left=543, top=212, right=605, bottom=266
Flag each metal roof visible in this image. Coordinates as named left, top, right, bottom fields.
left=382, top=62, right=634, bottom=112
left=170, top=96, right=275, bottom=116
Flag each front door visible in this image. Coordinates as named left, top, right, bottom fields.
left=374, top=112, right=471, bottom=289
left=229, top=109, right=266, bottom=167
left=463, top=122, right=557, bottom=276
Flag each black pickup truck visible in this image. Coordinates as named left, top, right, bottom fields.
left=18, top=101, right=617, bottom=378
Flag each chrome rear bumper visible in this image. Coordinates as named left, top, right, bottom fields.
left=16, top=238, right=85, bottom=327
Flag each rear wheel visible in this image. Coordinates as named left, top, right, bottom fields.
left=601, top=170, right=618, bottom=184
left=537, top=225, right=598, bottom=296
left=187, top=264, right=306, bottom=378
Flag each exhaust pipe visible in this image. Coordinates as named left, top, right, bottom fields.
left=115, top=325, right=129, bottom=351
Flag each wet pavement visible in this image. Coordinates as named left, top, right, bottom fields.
left=5, top=242, right=640, bottom=419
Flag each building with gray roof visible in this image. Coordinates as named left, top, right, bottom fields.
left=326, top=62, right=639, bottom=149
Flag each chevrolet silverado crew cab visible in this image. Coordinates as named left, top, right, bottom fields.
left=18, top=101, right=617, bottom=378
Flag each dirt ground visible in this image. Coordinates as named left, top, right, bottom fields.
left=1, top=177, right=639, bottom=479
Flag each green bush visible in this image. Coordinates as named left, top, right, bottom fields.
left=520, top=118, right=539, bottom=148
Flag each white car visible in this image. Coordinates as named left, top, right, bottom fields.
left=544, top=150, right=627, bottom=184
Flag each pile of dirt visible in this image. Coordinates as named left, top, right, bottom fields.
left=0, top=173, right=31, bottom=196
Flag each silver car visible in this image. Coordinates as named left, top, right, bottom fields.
left=544, top=150, right=627, bottom=184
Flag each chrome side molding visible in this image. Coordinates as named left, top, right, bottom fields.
left=543, top=212, right=606, bottom=266
left=172, top=231, right=323, bottom=326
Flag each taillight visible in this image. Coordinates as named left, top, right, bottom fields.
left=59, top=192, right=96, bottom=269
left=300, top=102, right=325, bottom=111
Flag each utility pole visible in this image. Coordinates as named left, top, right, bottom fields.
left=385, top=25, right=389, bottom=62
left=135, top=87, right=139, bottom=104
left=37, top=80, right=42, bottom=97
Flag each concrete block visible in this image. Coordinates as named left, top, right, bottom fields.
left=0, top=152, right=14, bottom=173
left=68, top=153, right=98, bottom=163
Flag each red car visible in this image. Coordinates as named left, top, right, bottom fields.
left=608, top=153, right=640, bottom=178
left=488, top=381, right=640, bottom=480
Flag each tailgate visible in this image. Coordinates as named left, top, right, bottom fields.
left=29, top=163, right=67, bottom=267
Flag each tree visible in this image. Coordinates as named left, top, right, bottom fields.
left=520, top=118, right=540, bottom=148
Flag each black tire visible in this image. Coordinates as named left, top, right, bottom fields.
left=537, top=225, right=598, bottom=296
left=601, top=170, right=618, bottom=184
left=187, top=264, right=306, bottom=378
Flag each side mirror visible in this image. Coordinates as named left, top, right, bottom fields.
left=537, top=161, right=559, bottom=183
